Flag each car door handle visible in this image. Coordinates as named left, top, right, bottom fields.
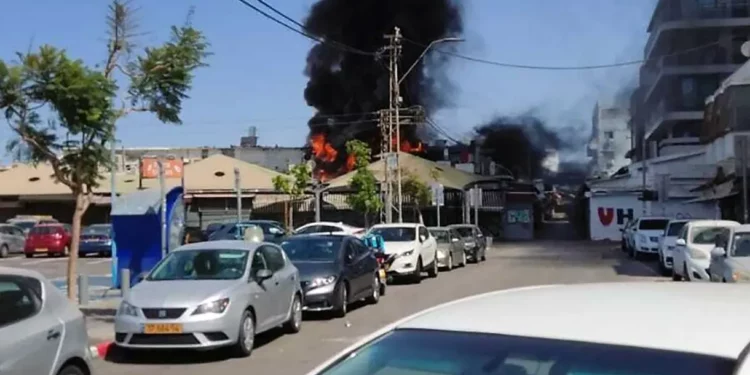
left=47, top=330, right=60, bottom=340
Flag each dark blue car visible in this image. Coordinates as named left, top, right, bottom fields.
left=79, top=224, right=113, bottom=257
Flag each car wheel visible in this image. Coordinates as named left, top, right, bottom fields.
left=412, top=258, right=423, bottom=284
left=446, top=254, right=453, bottom=271
left=333, top=283, right=348, bottom=318
left=366, top=274, right=380, bottom=304
left=671, top=265, right=682, bottom=281
left=25, top=253, right=33, bottom=258
left=461, top=251, right=467, bottom=267
left=57, top=364, right=86, bottom=375
left=481, top=249, right=486, bottom=262
left=683, top=264, right=690, bottom=282
left=231, top=310, right=255, bottom=358
left=427, top=256, right=438, bottom=278
left=0, top=245, right=8, bottom=258
left=283, top=294, right=302, bottom=334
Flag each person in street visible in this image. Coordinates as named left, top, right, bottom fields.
left=363, top=232, right=385, bottom=253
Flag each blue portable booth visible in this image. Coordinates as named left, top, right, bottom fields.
left=110, top=186, right=186, bottom=288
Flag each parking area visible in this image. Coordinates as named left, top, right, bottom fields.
left=87, top=240, right=660, bottom=375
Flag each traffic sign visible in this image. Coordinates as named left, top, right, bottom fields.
left=430, top=183, right=444, bottom=206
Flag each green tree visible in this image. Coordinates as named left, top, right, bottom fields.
left=0, top=1, right=209, bottom=300
left=401, top=170, right=431, bottom=222
left=273, top=163, right=311, bottom=229
left=345, top=140, right=382, bottom=228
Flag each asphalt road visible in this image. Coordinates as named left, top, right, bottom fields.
left=90, top=241, right=662, bottom=375
left=0, top=253, right=112, bottom=280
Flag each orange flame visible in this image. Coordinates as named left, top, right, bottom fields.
left=310, top=133, right=338, bottom=163
left=346, top=154, right=356, bottom=171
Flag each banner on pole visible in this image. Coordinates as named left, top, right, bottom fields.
left=430, top=183, right=444, bottom=207
left=469, top=187, right=482, bottom=208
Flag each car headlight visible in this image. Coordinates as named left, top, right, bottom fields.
left=688, top=248, right=708, bottom=259
left=308, top=275, right=337, bottom=288
left=399, top=250, right=414, bottom=258
left=733, top=272, right=750, bottom=282
left=118, top=301, right=139, bottom=317
left=192, top=298, right=230, bottom=315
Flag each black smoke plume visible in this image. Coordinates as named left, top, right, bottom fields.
left=476, top=115, right=587, bottom=181
left=302, top=0, right=463, bottom=175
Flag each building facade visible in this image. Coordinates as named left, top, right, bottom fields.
left=588, top=101, right=631, bottom=178
left=630, top=0, right=750, bottom=160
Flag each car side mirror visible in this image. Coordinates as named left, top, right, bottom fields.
left=711, top=247, right=727, bottom=258
left=675, top=238, right=686, bottom=247
left=255, top=269, right=274, bottom=281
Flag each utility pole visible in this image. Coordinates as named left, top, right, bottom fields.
left=379, top=109, right=390, bottom=223
left=641, top=135, right=647, bottom=216
left=381, top=27, right=403, bottom=223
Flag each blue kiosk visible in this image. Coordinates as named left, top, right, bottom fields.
left=110, top=186, right=186, bottom=288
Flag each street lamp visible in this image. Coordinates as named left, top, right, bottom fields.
left=395, top=36, right=463, bottom=222
left=398, top=37, right=464, bottom=85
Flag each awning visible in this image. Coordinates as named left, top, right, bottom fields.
left=683, top=180, right=736, bottom=204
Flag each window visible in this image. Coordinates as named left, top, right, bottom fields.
left=453, top=227, right=474, bottom=237
left=147, top=249, right=250, bottom=281
left=320, top=225, right=343, bottom=233
left=666, top=221, right=687, bottom=236
left=260, top=245, right=285, bottom=271
left=251, top=250, right=267, bottom=272
left=604, top=131, right=614, bottom=139
left=692, top=227, right=730, bottom=245
left=418, top=227, right=429, bottom=240
left=430, top=230, right=450, bottom=243
left=352, top=239, right=370, bottom=257
left=678, top=226, right=688, bottom=241
left=281, top=237, right=343, bottom=261
left=638, top=219, right=669, bottom=230
left=296, top=225, right=321, bottom=235
left=316, top=329, right=734, bottom=375
left=731, top=233, right=750, bottom=257
left=0, top=276, right=42, bottom=328
left=370, top=227, right=417, bottom=242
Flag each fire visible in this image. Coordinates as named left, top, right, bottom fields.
left=346, top=154, right=356, bottom=171
left=310, top=133, right=338, bottom=163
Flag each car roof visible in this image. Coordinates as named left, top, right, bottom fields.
left=0, top=266, right=47, bottom=280
left=447, top=224, right=475, bottom=228
left=371, top=223, right=421, bottom=228
left=173, top=240, right=264, bottom=252
left=688, top=220, right=741, bottom=227
left=427, top=227, right=450, bottom=231
left=391, top=282, right=750, bottom=359
left=286, top=233, right=351, bottom=240
left=733, top=224, right=750, bottom=233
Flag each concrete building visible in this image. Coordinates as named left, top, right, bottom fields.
left=113, top=127, right=306, bottom=174
left=588, top=101, right=631, bottom=178
left=630, top=0, right=750, bottom=160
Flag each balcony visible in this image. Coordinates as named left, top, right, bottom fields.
left=643, top=64, right=740, bottom=103
left=644, top=1, right=750, bottom=60
left=645, top=99, right=704, bottom=141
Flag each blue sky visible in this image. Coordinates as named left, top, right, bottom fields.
left=0, top=0, right=655, bottom=161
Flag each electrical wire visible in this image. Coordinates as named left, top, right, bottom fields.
left=236, top=0, right=375, bottom=56
left=403, top=37, right=724, bottom=71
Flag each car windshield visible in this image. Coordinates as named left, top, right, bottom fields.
left=639, top=219, right=669, bottom=230
left=692, top=227, right=730, bottom=245
left=147, top=249, right=249, bottom=281
left=732, top=233, right=750, bottom=257
left=11, top=221, right=36, bottom=231
left=369, top=227, right=416, bottom=242
left=83, top=225, right=111, bottom=235
left=666, top=222, right=687, bottom=236
left=429, top=230, right=450, bottom=243
left=316, top=329, right=733, bottom=375
left=29, top=226, right=61, bottom=235
left=281, top=237, right=342, bottom=261
left=452, top=227, right=473, bottom=237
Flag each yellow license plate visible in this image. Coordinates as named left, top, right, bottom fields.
left=35, top=248, right=48, bottom=252
left=379, top=269, right=386, bottom=278
left=144, top=323, right=183, bottom=334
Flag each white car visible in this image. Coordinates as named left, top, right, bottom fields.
left=657, top=219, right=689, bottom=275
left=709, top=224, right=750, bottom=283
left=294, top=222, right=364, bottom=238
left=672, top=220, right=740, bottom=282
left=368, top=223, right=438, bottom=283
left=306, top=283, right=750, bottom=375
left=629, top=217, right=670, bottom=259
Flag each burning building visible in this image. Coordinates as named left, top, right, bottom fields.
left=302, top=0, right=463, bottom=181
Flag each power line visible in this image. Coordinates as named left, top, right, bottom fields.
left=403, top=37, right=724, bottom=71
left=236, top=0, right=374, bottom=56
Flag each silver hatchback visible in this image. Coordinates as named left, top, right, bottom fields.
left=0, top=267, right=94, bottom=375
left=114, top=240, right=303, bottom=357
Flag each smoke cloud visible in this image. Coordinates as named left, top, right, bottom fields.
left=302, top=0, right=463, bottom=176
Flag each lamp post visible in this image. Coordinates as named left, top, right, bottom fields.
left=395, top=36, right=463, bottom=222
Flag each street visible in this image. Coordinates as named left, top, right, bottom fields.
left=85, top=240, right=660, bottom=375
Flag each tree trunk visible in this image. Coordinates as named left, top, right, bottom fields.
left=364, top=213, right=369, bottom=229
left=67, top=192, right=90, bottom=301
left=289, top=200, right=295, bottom=229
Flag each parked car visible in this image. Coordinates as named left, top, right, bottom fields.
left=305, top=283, right=746, bottom=375
left=0, top=267, right=94, bottom=375
left=113, top=240, right=302, bottom=357
left=447, top=224, right=486, bottom=263
left=672, top=220, right=740, bottom=282
left=0, top=224, right=26, bottom=258
left=79, top=224, right=113, bottom=257
left=203, top=222, right=226, bottom=239
left=621, top=219, right=636, bottom=251
left=427, top=227, right=467, bottom=270
left=280, top=234, right=381, bottom=317
left=628, top=217, right=670, bottom=259
left=208, top=220, right=288, bottom=244
left=7, top=216, right=58, bottom=235
left=709, top=224, right=750, bottom=283
left=657, top=219, right=689, bottom=275
left=367, top=223, right=438, bottom=284
left=294, top=222, right=365, bottom=238
left=24, top=223, right=72, bottom=258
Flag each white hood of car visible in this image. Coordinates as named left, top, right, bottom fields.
left=638, top=230, right=664, bottom=242
left=382, top=241, right=417, bottom=255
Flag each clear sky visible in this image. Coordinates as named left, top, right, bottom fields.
left=0, top=0, right=656, bottom=161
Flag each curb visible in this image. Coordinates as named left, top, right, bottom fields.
left=81, top=307, right=117, bottom=317
left=90, top=341, right=114, bottom=359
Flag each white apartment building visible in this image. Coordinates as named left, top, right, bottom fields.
left=588, top=101, right=631, bottom=179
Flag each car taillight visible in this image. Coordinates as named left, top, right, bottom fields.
left=53, top=232, right=63, bottom=239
